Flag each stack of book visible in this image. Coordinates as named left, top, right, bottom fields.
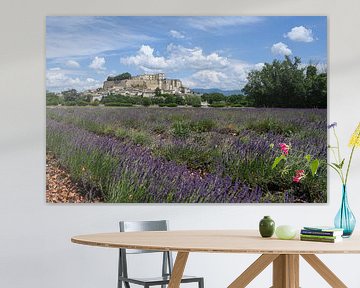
left=300, top=226, right=344, bottom=243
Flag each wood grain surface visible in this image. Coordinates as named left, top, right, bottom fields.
left=71, top=230, right=360, bottom=254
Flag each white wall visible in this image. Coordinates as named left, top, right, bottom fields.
left=1, top=0, right=360, bottom=287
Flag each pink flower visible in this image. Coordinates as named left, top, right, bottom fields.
left=279, top=143, right=290, bottom=155
left=293, top=170, right=306, bottom=183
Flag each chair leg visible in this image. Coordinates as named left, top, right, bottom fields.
left=199, top=278, right=204, bottom=288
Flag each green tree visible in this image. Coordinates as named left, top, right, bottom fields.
left=107, top=72, right=132, bottom=81
left=46, top=91, right=61, bottom=106
left=225, top=94, right=253, bottom=106
left=201, top=93, right=226, bottom=104
left=163, top=94, right=185, bottom=105
left=242, top=56, right=323, bottom=108
left=61, top=89, right=79, bottom=106
left=304, top=65, right=327, bottom=108
left=142, top=97, right=152, bottom=107
left=151, top=97, right=165, bottom=105
left=185, top=95, right=202, bottom=106
left=155, top=87, right=162, bottom=96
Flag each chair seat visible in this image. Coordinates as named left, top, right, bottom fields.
left=119, top=274, right=203, bottom=286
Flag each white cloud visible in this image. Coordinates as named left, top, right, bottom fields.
left=169, top=30, right=185, bottom=39
left=46, top=67, right=100, bottom=91
left=166, top=44, right=229, bottom=70
left=121, top=44, right=229, bottom=72
left=183, top=61, right=264, bottom=90
left=285, top=26, right=314, bottom=42
left=89, top=56, right=106, bottom=71
left=121, top=45, right=168, bottom=71
left=65, top=60, right=80, bottom=68
left=271, top=42, right=292, bottom=56
left=193, top=70, right=227, bottom=83
left=85, top=78, right=97, bottom=83
left=121, top=44, right=265, bottom=90
left=187, top=16, right=263, bottom=31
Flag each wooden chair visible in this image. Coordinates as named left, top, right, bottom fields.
left=118, top=220, right=204, bottom=288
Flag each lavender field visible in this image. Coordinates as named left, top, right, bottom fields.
left=46, top=107, right=327, bottom=203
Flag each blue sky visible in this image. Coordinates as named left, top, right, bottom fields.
left=46, top=16, right=327, bottom=92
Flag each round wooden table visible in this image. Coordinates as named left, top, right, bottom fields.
left=72, top=230, right=360, bottom=288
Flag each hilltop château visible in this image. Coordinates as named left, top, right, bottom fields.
left=103, top=73, right=190, bottom=97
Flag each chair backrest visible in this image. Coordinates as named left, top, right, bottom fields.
left=118, top=220, right=173, bottom=283
left=119, top=220, right=169, bottom=254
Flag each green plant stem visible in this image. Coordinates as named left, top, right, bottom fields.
left=330, top=147, right=339, bottom=166
left=328, top=147, right=345, bottom=184
left=345, top=145, right=356, bottom=185
left=330, top=127, right=346, bottom=185
left=333, top=128, right=342, bottom=163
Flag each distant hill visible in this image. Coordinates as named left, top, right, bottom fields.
left=191, top=88, right=243, bottom=96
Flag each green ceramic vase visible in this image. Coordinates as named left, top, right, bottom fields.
left=259, top=216, right=275, bottom=238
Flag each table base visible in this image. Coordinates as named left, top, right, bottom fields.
left=168, top=252, right=348, bottom=288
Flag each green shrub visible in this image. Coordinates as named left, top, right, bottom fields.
left=105, top=102, right=133, bottom=107
left=246, top=118, right=299, bottom=136
left=129, top=131, right=151, bottom=145
left=91, top=100, right=100, bottom=106
left=142, top=98, right=151, bottom=107
left=172, top=121, right=190, bottom=138
left=158, top=145, right=220, bottom=172
left=153, top=125, right=166, bottom=134
left=209, top=102, right=226, bottom=108
left=190, top=119, right=216, bottom=132
left=166, top=103, right=178, bottom=107
left=76, top=101, right=89, bottom=106
left=63, top=101, right=77, bottom=106
left=114, top=128, right=129, bottom=139
left=123, top=119, right=140, bottom=129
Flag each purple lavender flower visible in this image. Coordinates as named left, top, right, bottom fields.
left=327, top=122, right=337, bottom=129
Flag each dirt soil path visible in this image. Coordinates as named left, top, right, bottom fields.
left=46, top=154, right=94, bottom=203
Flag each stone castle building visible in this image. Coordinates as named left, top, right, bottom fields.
left=103, top=73, right=189, bottom=96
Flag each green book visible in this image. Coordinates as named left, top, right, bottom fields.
left=303, top=226, right=344, bottom=233
left=300, top=236, right=342, bottom=243
left=300, top=234, right=339, bottom=240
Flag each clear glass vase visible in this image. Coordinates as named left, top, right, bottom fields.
left=334, top=185, right=356, bottom=237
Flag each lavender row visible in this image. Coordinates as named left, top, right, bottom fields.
left=47, top=119, right=267, bottom=203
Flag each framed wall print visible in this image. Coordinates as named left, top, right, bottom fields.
left=46, top=16, right=327, bottom=203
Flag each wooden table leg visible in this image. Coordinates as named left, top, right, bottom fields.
left=168, top=252, right=189, bottom=288
left=228, top=254, right=279, bottom=288
left=301, top=254, right=347, bottom=288
left=272, top=254, right=299, bottom=288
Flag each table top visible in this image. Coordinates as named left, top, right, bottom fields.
left=71, top=230, right=360, bottom=254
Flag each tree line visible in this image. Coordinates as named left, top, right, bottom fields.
left=46, top=90, right=203, bottom=107
left=242, top=56, right=327, bottom=108
left=46, top=90, right=253, bottom=108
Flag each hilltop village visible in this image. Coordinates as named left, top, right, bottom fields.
left=103, top=72, right=191, bottom=96
left=79, top=72, right=192, bottom=102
